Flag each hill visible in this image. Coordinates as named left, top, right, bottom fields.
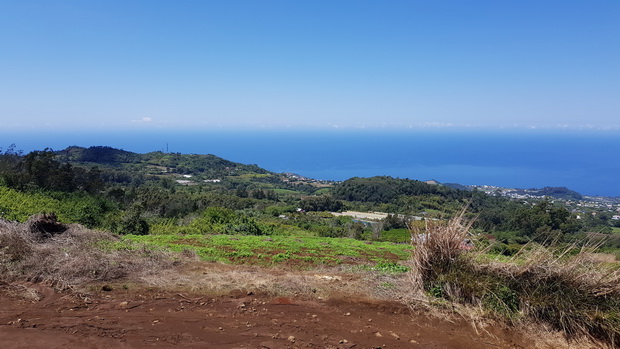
left=56, top=145, right=269, bottom=177
left=518, top=186, right=583, bottom=200
left=468, top=184, right=588, bottom=201
left=331, top=176, right=461, bottom=204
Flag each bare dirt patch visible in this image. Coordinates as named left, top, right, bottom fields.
left=0, top=286, right=535, bottom=348
left=332, top=211, right=389, bottom=221
left=0, top=262, right=587, bottom=349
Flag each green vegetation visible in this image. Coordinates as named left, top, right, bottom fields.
left=331, top=176, right=591, bottom=244
left=1, top=144, right=617, bottom=249
left=378, top=228, right=410, bottom=243
left=0, top=186, right=117, bottom=228
left=121, top=234, right=410, bottom=267
left=360, top=261, right=410, bottom=273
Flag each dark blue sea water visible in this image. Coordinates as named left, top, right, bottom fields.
left=2, top=129, right=619, bottom=197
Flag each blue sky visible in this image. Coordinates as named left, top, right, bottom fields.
left=1, top=0, right=619, bottom=131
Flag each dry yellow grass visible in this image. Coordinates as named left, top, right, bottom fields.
left=0, top=217, right=176, bottom=291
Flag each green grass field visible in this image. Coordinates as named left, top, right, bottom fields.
left=121, top=233, right=411, bottom=268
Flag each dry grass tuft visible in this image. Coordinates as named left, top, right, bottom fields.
left=408, top=208, right=475, bottom=299
left=407, top=210, right=620, bottom=347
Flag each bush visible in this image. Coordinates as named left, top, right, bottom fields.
left=107, top=208, right=149, bottom=235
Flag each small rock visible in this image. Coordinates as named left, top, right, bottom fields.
left=344, top=312, right=351, bottom=316
left=375, top=332, right=382, bottom=337
left=288, top=335, right=296, bottom=342
left=339, top=339, right=348, bottom=344
left=409, top=339, right=419, bottom=344
left=119, top=301, right=128, bottom=307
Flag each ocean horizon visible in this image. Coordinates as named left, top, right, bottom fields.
left=2, top=129, right=618, bottom=197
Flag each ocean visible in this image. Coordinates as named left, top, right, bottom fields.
left=2, top=129, right=619, bottom=197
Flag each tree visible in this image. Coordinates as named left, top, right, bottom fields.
left=510, top=201, right=581, bottom=243
left=382, top=214, right=407, bottom=230
left=113, top=207, right=149, bottom=235
left=299, top=195, right=343, bottom=212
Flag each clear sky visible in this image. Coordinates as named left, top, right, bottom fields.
left=1, top=0, right=619, bottom=131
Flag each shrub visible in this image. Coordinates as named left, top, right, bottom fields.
left=115, top=210, right=149, bottom=235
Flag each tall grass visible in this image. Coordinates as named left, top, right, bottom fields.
left=409, top=209, right=474, bottom=294
left=408, top=211, right=620, bottom=347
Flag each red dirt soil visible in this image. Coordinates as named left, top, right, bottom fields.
left=0, top=283, right=567, bottom=349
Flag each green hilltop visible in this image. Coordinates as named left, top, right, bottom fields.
left=56, top=145, right=269, bottom=177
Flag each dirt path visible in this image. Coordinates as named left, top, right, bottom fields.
left=331, top=211, right=389, bottom=221
left=0, top=284, right=550, bottom=349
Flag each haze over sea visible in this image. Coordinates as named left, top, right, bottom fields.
left=3, top=129, right=618, bottom=197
